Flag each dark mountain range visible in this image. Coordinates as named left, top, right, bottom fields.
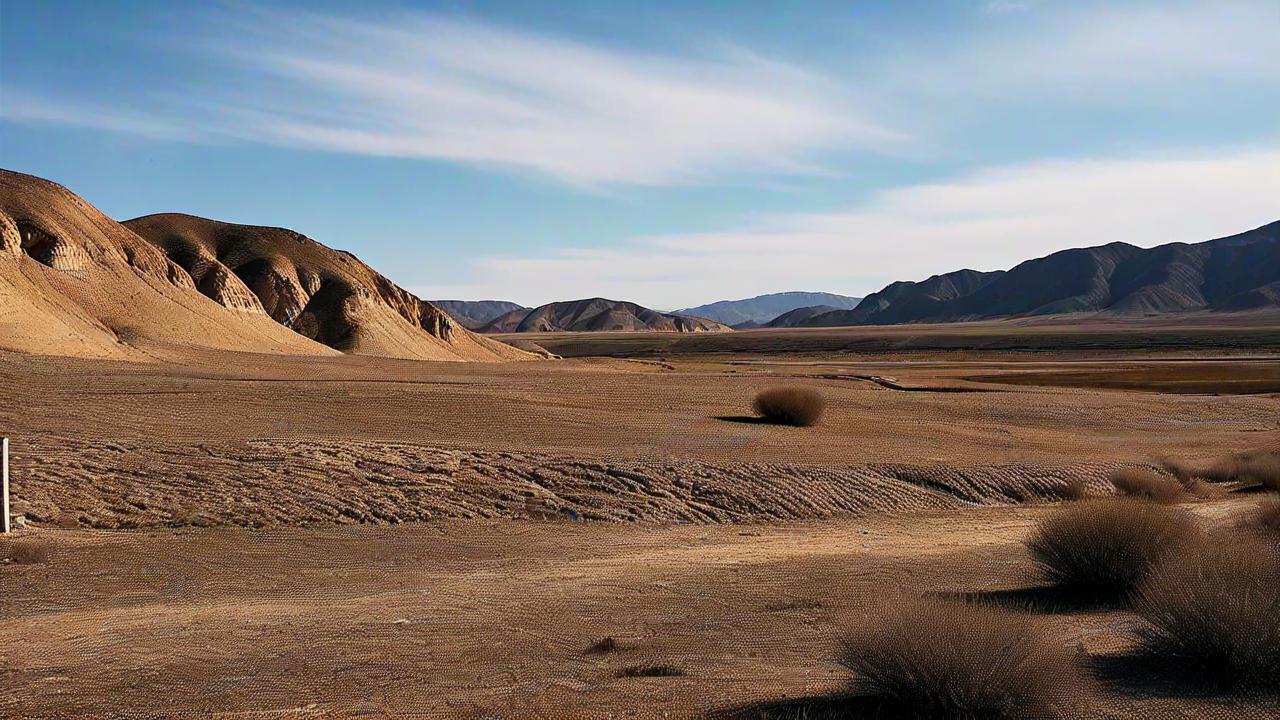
left=481, top=298, right=731, bottom=333
left=763, top=304, right=842, bottom=328
left=673, top=291, right=862, bottom=326
left=432, top=300, right=529, bottom=329
left=801, top=221, right=1280, bottom=327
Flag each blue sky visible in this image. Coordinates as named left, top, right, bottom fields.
left=2, top=0, right=1277, bottom=308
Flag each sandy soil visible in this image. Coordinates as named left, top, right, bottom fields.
left=2, top=500, right=1274, bottom=718
left=2, top=324, right=1278, bottom=717
left=1, top=346, right=1277, bottom=527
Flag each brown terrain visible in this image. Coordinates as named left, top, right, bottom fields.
left=3, top=328, right=1279, bottom=717
left=0, top=170, right=528, bottom=362
left=3, top=170, right=1280, bottom=718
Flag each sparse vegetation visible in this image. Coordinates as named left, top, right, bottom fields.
left=751, top=387, right=825, bottom=427
left=836, top=596, right=1086, bottom=718
left=1202, top=449, right=1280, bottom=490
left=616, top=664, right=685, bottom=678
left=1131, top=538, right=1280, bottom=690
left=1026, top=499, right=1200, bottom=594
left=1108, top=468, right=1184, bottom=504
left=585, top=636, right=619, bottom=654
left=1047, top=477, right=1094, bottom=502
left=1242, top=497, right=1280, bottom=536
left=2, top=538, right=52, bottom=565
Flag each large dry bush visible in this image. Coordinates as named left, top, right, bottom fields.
left=1108, top=468, right=1184, bottom=504
left=1026, top=499, right=1200, bottom=594
left=752, top=387, right=825, bottom=427
left=837, top=596, right=1086, bottom=719
left=1202, top=449, right=1280, bottom=490
left=1131, top=538, right=1280, bottom=690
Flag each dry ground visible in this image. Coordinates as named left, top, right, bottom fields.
left=4, top=500, right=1277, bottom=719
left=1, top=319, right=1279, bottom=717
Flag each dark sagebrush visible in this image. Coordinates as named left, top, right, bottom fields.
left=1108, top=468, right=1184, bottom=504
left=1026, top=499, right=1200, bottom=594
left=751, top=387, right=825, bottom=427
left=1202, top=449, right=1280, bottom=490
left=1131, top=538, right=1280, bottom=690
left=836, top=596, right=1086, bottom=719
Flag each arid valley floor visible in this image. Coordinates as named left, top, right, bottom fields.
left=2, top=318, right=1279, bottom=718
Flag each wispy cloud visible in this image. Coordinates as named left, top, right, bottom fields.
left=422, top=147, right=1280, bottom=307
left=1, top=9, right=897, bottom=186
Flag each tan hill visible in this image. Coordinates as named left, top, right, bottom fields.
left=124, top=213, right=529, bottom=362
left=0, top=169, right=332, bottom=360
left=482, top=298, right=731, bottom=333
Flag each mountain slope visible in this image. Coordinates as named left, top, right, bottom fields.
left=803, top=221, right=1280, bottom=327
left=432, top=300, right=528, bottom=329
left=763, top=304, right=841, bottom=328
left=124, top=214, right=530, bottom=361
left=482, top=298, right=731, bottom=333
left=673, top=291, right=861, bottom=326
left=0, top=170, right=332, bottom=360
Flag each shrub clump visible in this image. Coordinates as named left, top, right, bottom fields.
left=1026, top=499, right=1200, bottom=595
left=1131, top=538, right=1280, bottom=690
left=751, top=387, right=825, bottom=427
left=1108, top=468, right=1184, bottom=504
left=584, top=636, right=619, bottom=654
left=837, top=596, right=1086, bottom=718
left=1202, top=449, right=1280, bottom=490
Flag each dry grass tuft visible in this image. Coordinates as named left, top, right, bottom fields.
left=1026, top=499, right=1200, bottom=595
left=836, top=596, right=1086, bottom=718
left=2, top=538, right=52, bottom=565
left=1131, top=538, right=1280, bottom=690
left=752, top=387, right=825, bottom=427
left=1108, top=468, right=1184, bottom=504
left=616, top=664, right=685, bottom=678
left=585, top=636, right=619, bottom=654
left=1202, top=449, right=1280, bottom=489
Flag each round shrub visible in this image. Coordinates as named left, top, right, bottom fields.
left=751, top=387, right=825, bottom=427
left=1108, top=468, right=1184, bottom=504
left=1025, top=499, right=1200, bottom=595
left=1132, top=538, right=1280, bottom=690
left=837, top=596, right=1087, bottom=718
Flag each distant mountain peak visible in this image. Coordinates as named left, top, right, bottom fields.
left=674, top=291, right=862, bottom=326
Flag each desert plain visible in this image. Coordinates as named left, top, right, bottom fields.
left=2, top=317, right=1279, bottom=718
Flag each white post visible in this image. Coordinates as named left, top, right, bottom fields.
left=2, top=437, right=9, bottom=534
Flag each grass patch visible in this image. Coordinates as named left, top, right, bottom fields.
left=1108, top=468, right=1184, bottom=504
left=835, top=596, right=1086, bottom=718
left=1026, top=499, right=1200, bottom=596
left=1202, top=449, right=1280, bottom=489
left=1131, top=538, right=1280, bottom=691
left=752, top=387, right=825, bottom=427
